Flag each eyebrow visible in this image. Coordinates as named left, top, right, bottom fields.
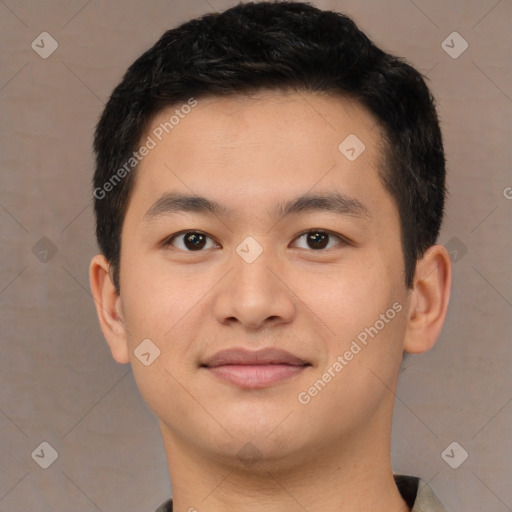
left=143, top=191, right=370, bottom=222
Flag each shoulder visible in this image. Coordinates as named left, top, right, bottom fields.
left=154, top=499, right=173, bottom=512
left=394, top=474, right=448, bottom=512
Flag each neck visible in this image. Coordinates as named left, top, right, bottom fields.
left=159, top=415, right=410, bottom=512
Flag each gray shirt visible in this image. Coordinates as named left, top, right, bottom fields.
left=155, top=474, right=447, bottom=511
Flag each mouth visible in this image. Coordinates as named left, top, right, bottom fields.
left=200, top=347, right=311, bottom=389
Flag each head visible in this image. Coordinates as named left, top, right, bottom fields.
left=90, top=1, right=451, bottom=476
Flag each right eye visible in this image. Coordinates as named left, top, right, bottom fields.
left=162, top=231, right=221, bottom=251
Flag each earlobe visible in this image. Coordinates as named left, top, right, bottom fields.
left=89, top=254, right=130, bottom=364
left=403, top=245, right=452, bottom=354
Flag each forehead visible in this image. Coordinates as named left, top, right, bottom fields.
left=147, top=90, right=383, bottom=155
left=128, top=90, right=393, bottom=224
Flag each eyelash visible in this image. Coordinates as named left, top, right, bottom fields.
left=161, top=229, right=349, bottom=252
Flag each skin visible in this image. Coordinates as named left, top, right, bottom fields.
left=90, top=90, right=451, bottom=512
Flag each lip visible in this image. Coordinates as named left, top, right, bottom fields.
left=200, top=348, right=311, bottom=389
left=201, top=347, right=309, bottom=367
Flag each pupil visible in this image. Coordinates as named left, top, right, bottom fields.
left=308, top=232, right=328, bottom=249
left=185, top=233, right=206, bottom=250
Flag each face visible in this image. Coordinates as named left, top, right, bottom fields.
left=116, top=91, right=412, bottom=469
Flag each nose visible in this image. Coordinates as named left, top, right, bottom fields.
left=211, top=245, right=296, bottom=330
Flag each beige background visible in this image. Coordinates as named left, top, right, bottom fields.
left=1, top=0, right=511, bottom=510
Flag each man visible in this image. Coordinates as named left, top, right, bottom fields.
left=89, top=2, right=451, bottom=511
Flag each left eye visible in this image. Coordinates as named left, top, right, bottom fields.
left=291, top=230, right=344, bottom=250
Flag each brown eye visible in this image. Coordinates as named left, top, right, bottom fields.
left=306, top=231, right=329, bottom=249
left=292, top=230, right=344, bottom=250
left=164, top=231, right=218, bottom=251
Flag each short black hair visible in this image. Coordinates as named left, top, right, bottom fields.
left=93, top=0, right=446, bottom=291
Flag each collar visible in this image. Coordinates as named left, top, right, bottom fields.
left=156, top=474, right=447, bottom=511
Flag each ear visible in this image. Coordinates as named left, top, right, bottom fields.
left=403, top=244, right=452, bottom=354
left=89, top=254, right=130, bottom=364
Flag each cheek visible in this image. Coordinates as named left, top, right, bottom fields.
left=296, top=283, right=407, bottom=435
left=291, top=255, right=394, bottom=328
left=120, top=248, right=198, bottom=338
left=120, top=269, right=204, bottom=422
left=292, top=255, right=407, bottom=378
